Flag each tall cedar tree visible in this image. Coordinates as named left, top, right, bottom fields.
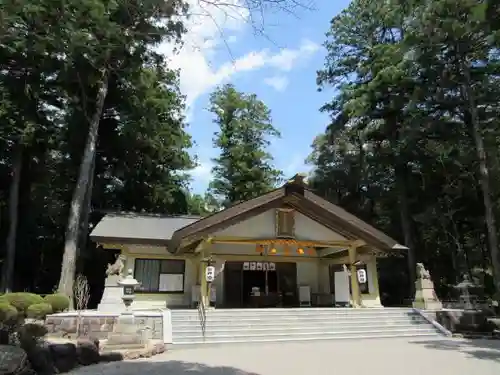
left=209, top=84, right=282, bottom=208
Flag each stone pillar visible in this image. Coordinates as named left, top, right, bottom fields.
left=348, top=246, right=361, bottom=308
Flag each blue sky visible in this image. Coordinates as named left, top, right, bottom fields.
left=160, top=0, right=352, bottom=193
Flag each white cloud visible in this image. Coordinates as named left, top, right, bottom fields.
left=264, top=75, right=289, bottom=92
left=267, top=39, right=320, bottom=71
left=158, top=1, right=320, bottom=107
left=191, top=160, right=213, bottom=181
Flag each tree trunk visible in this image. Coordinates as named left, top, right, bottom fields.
left=76, top=152, right=96, bottom=273
left=58, top=71, right=109, bottom=307
left=462, top=66, right=500, bottom=295
left=395, top=163, right=417, bottom=296
left=0, top=144, right=23, bottom=293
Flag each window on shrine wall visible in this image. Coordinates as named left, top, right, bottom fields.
left=276, top=209, right=295, bottom=238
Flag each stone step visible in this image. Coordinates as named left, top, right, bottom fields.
left=172, top=328, right=440, bottom=345
left=171, top=309, right=419, bottom=317
left=169, top=308, right=442, bottom=346
left=171, top=308, right=412, bottom=316
left=171, top=332, right=440, bottom=347
left=173, top=322, right=431, bottom=336
left=171, top=313, right=423, bottom=323
left=172, top=319, right=428, bottom=332
left=172, top=315, right=427, bottom=325
left=172, top=308, right=414, bottom=314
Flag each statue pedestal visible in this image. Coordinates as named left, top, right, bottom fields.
left=413, top=278, right=442, bottom=310
left=97, top=275, right=124, bottom=312
left=102, top=313, right=147, bottom=351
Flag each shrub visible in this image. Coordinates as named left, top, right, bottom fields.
left=18, top=323, right=48, bottom=347
left=0, top=302, right=18, bottom=324
left=44, top=293, right=70, bottom=313
left=26, top=303, right=53, bottom=320
left=3, top=293, right=44, bottom=315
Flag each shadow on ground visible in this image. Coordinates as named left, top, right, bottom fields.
left=410, top=338, right=500, bottom=362
left=67, top=360, right=260, bottom=375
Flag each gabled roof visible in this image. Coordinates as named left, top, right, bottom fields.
left=90, top=212, right=200, bottom=246
left=89, top=175, right=406, bottom=253
left=168, top=175, right=406, bottom=253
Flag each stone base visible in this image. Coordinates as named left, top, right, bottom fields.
left=413, top=279, right=442, bottom=310
left=104, top=314, right=145, bottom=351
left=413, top=299, right=443, bottom=310
left=98, top=275, right=124, bottom=312
left=414, top=287, right=439, bottom=302
left=45, top=311, right=164, bottom=341
left=415, top=278, right=434, bottom=290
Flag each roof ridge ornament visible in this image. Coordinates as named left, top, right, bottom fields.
left=288, top=173, right=308, bottom=186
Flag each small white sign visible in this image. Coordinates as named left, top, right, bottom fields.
left=357, top=269, right=367, bottom=284
left=256, top=262, right=263, bottom=271
left=263, top=262, right=269, bottom=271
left=205, top=266, right=215, bottom=282
left=269, top=262, right=276, bottom=271
left=250, top=262, right=256, bottom=271
left=243, top=262, right=249, bottom=271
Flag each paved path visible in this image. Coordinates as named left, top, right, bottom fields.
left=71, top=337, right=500, bottom=375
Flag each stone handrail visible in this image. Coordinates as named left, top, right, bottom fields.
left=412, top=308, right=452, bottom=337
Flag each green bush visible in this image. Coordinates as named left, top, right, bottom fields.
left=3, top=293, right=44, bottom=315
left=0, top=302, right=18, bottom=323
left=26, top=303, right=53, bottom=320
left=43, top=293, right=70, bottom=313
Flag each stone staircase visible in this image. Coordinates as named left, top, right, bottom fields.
left=170, top=307, right=443, bottom=346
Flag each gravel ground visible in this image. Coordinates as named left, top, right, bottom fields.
left=68, top=337, right=500, bottom=375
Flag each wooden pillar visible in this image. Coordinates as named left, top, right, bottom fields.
left=200, top=260, right=209, bottom=307
left=348, top=245, right=361, bottom=308
left=369, top=258, right=380, bottom=297
left=198, top=239, right=212, bottom=308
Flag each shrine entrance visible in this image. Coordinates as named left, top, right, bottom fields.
left=223, top=261, right=298, bottom=308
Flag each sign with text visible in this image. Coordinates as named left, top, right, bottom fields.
left=243, top=262, right=276, bottom=271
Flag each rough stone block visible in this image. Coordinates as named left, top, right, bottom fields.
left=49, top=343, right=78, bottom=373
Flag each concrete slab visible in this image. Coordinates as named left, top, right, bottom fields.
left=68, top=337, right=500, bottom=375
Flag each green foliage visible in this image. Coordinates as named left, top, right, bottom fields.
left=43, top=294, right=70, bottom=313
left=0, top=302, right=18, bottom=323
left=26, top=303, right=53, bottom=320
left=208, top=84, right=283, bottom=208
left=2, top=293, right=44, bottom=314
left=186, top=192, right=221, bottom=216
left=311, top=0, right=500, bottom=299
left=0, top=0, right=193, bottom=293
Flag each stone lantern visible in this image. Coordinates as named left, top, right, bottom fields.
left=104, top=269, right=144, bottom=350
left=119, top=269, right=139, bottom=312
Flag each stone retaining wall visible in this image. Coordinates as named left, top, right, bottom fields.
left=45, top=313, right=163, bottom=341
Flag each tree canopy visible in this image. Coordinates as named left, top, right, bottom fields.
left=1, top=0, right=500, bottom=304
